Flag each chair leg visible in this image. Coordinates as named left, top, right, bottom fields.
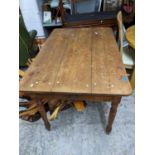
left=130, top=69, right=135, bottom=90
left=73, top=101, right=85, bottom=112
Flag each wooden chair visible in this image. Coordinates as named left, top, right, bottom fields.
left=19, top=15, right=39, bottom=67
left=19, top=69, right=40, bottom=121
left=117, top=11, right=135, bottom=87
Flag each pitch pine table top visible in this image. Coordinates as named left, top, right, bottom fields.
left=20, top=27, right=132, bottom=95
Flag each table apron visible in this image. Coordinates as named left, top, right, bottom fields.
left=23, top=93, right=122, bottom=103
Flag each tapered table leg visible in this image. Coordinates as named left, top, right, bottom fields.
left=106, top=96, right=121, bottom=134
left=37, top=100, right=51, bottom=131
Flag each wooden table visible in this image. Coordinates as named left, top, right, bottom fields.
left=126, top=25, right=135, bottom=48
left=20, top=27, right=132, bottom=134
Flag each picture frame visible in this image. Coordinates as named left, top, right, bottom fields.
left=43, top=11, right=52, bottom=24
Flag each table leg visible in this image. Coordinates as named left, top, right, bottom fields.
left=106, top=96, right=121, bottom=134
left=37, top=100, right=51, bottom=131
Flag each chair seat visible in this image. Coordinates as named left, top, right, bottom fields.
left=122, top=47, right=135, bottom=69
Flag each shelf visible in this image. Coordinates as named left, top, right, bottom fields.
left=43, top=18, right=62, bottom=27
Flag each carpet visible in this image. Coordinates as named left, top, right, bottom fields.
left=19, top=94, right=135, bottom=155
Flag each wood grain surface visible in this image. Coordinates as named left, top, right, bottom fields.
left=20, top=27, right=132, bottom=95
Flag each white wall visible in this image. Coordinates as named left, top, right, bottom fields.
left=20, top=0, right=45, bottom=37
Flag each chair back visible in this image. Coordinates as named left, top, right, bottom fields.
left=117, top=11, right=123, bottom=57
left=19, top=15, right=32, bottom=48
left=19, top=15, right=38, bottom=66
